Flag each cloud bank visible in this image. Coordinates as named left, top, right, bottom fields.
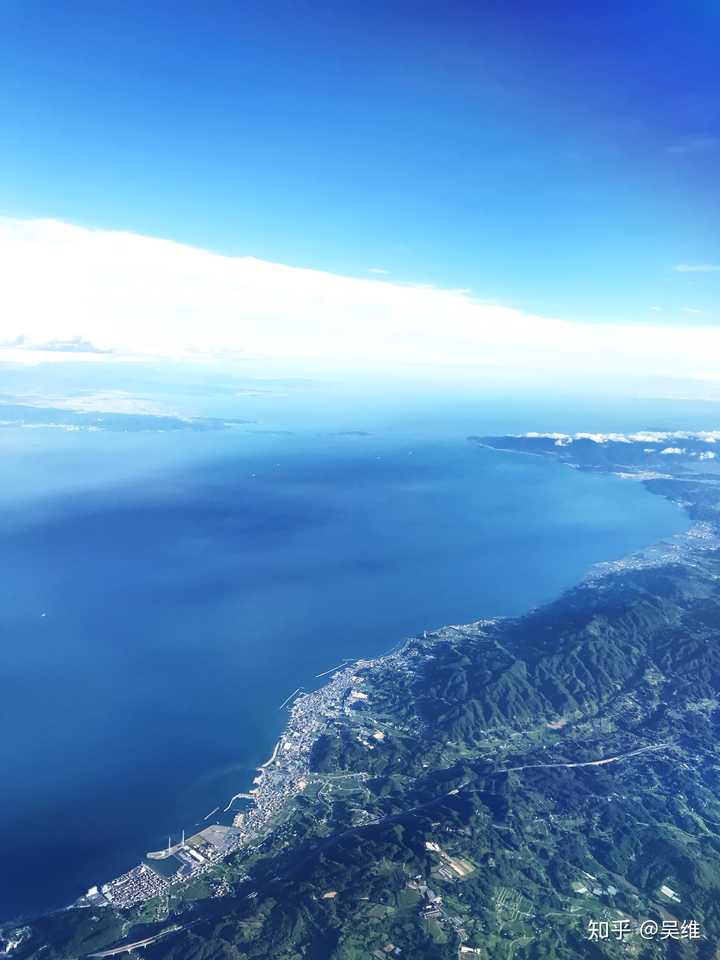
left=674, top=263, right=720, bottom=273
left=1, top=217, right=718, bottom=381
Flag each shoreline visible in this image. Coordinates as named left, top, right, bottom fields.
left=3, top=433, right=704, bottom=930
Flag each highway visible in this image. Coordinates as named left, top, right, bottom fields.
left=86, top=921, right=198, bottom=957
left=503, top=742, right=671, bottom=773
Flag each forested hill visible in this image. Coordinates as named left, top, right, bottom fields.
left=8, top=431, right=720, bottom=960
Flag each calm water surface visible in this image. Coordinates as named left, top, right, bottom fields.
left=0, top=389, right=694, bottom=920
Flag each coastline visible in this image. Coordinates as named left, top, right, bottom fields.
left=73, top=449, right=707, bottom=914
left=3, top=430, right=708, bottom=945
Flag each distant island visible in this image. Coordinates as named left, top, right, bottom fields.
left=6, top=430, right=720, bottom=959
left=0, top=398, right=252, bottom=433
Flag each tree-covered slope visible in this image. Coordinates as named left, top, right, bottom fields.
left=9, top=433, right=720, bottom=960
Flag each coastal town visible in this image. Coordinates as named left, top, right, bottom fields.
left=74, top=656, right=389, bottom=913
left=34, top=430, right=720, bottom=943
left=586, top=520, right=720, bottom=583
left=7, top=430, right=720, bottom=960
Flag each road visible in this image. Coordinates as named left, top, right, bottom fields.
left=86, top=922, right=198, bottom=957
left=89, top=742, right=672, bottom=955
left=503, top=742, right=671, bottom=774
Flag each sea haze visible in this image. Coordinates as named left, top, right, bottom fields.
left=0, top=390, right=690, bottom=921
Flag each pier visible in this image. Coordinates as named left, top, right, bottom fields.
left=278, top=687, right=302, bottom=709
left=314, top=658, right=353, bottom=679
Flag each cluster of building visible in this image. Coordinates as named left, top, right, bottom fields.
left=0, top=927, right=29, bottom=956
left=224, top=660, right=381, bottom=854
left=80, top=825, right=242, bottom=913
left=419, top=887, right=443, bottom=919
left=99, top=864, right=169, bottom=909
left=587, top=521, right=720, bottom=584
left=408, top=877, right=470, bottom=945
left=355, top=726, right=385, bottom=750
left=371, top=942, right=403, bottom=958
left=176, top=825, right=239, bottom=873
left=424, top=841, right=475, bottom=883
left=76, top=654, right=394, bottom=914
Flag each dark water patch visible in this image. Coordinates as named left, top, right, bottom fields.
left=0, top=440, right=687, bottom=920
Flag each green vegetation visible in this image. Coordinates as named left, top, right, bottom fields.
left=7, top=434, right=720, bottom=959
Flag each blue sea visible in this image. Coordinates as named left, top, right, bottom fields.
left=0, top=377, right=707, bottom=921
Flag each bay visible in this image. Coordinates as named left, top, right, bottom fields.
left=0, top=389, right=692, bottom=920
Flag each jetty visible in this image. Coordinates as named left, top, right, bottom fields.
left=278, top=687, right=302, bottom=710
left=315, top=658, right=353, bottom=679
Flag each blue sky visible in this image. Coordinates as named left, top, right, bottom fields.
left=1, top=0, right=719, bottom=326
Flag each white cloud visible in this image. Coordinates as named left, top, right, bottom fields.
left=527, top=430, right=720, bottom=445
left=674, top=264, right=720, bottom=273
left=3, top=217, right=720, bottom=381
left=667, top=136, right=720, bottom=156
left=681, top=307, right=704, bottom=314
